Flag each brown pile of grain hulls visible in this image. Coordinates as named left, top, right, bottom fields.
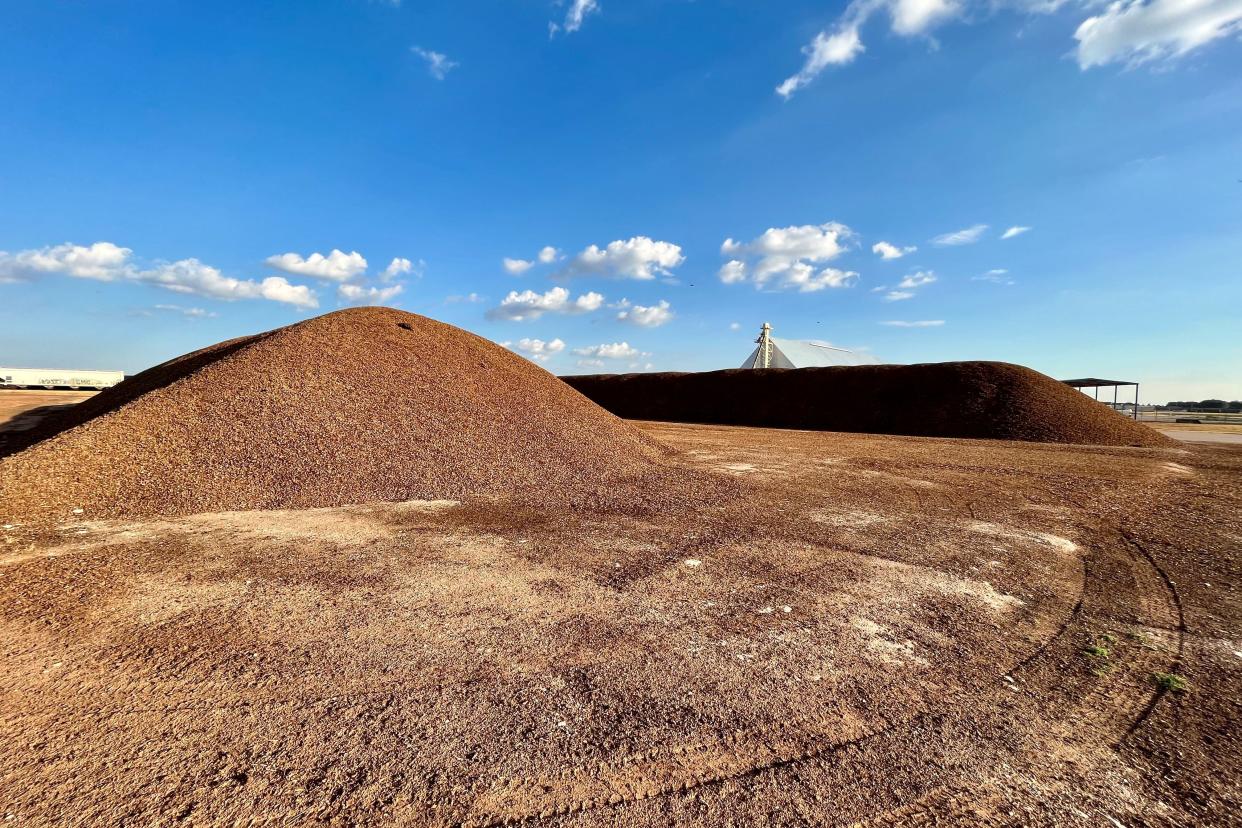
left=0, top=307, right=670, bottom=522
left=563, top=362, right=1175, bottom=447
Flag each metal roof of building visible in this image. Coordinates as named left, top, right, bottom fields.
left=741, top=337, right=869, bottom=369
left=1061, top=378, right=1137, bottom=388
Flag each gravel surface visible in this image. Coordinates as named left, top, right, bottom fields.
left=1, top=422, right=1237, bottom=826
left=564, top=363, right=1174, bottom=448
left=0, top=308, right=668, bottom=522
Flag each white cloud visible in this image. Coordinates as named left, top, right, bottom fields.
left=572, top=291, right=604, bottom=312
left=0, top=241, right=133, bottom=282
left=487, top=286, right=604, bottom=321
left=1075, top=0, right=1242, bottom=68
left=503, top=257, right=535, bottom=275
left=445, top=291, right=483, bottom=303
left=776, top=27, right=866, bottom=98
left=411, top=46, right=458, bottom=80
left=872, top=240, right=917, bottom=259
left=718, top=259, right=748, bottom=284
left=512, top=337, right=566, bottom=362
left=551, top=0, right=601, bottom=35
left=719, top=222, right=858, bottom=292
left=777, top=0, right=1234, bottom=95
left=898, top=270, right=937, bottom=288
left=881, top=319, right=945, bottom=327
left=883, top=290, right=915, bottom=301
left=338, top=282, right=404, bottom=306
left=265, top=249, right=367, bottom=282
left=383, top=257, right=414, bottom=280
left=973, top=268, right=1015, bottom=284
left=776, top=0, right=964, bottom=97
left=504, top=246, right=559, bottom=274
left=2, top=240, right=324, bottom=309
left=932, top=224, right=988, bottom=246
left=139, top=259, right=319, bottom=309
left=576, top=358, right=606, bottom=369
left=615, top=299, right=674, bottom=327
left=1000, top=225, right=1032, bottom=239
left=573, top=342, right=644, bottom=359
left=730, top=322, right=742, bottom=331
left=563, top=236, right=685, bottom=280
left=154, top=304, right=218, bottom=319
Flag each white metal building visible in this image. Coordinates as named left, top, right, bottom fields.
left=740, top=323, right=868, bottom=369
left=0, top=368, right=125, bottom=390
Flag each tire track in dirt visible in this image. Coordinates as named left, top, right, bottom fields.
left=827, top=508, right=1186, bottom=826
left=1116, top=529, right=1187, bottom=743
left=461, top=712, right=905, bottom=826
left=845, top=784, right=1005, bottom=827
left=458, top=541, right=1086, bottom=826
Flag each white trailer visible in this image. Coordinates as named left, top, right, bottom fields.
left=0, top=367, right=125, bottom=390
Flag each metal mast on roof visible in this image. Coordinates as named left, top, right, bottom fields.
left=755, top=322, right=773, bottom=369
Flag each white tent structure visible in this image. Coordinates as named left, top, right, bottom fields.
left=740, top=322, right=866, bottom=369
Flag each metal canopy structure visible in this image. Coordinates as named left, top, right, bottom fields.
left=1061, top=377, right=1140, bottom=420
left=741, top=322, right=864, bottom=369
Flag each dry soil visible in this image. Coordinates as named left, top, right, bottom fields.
left=2, top=421, right=1238, bottom=826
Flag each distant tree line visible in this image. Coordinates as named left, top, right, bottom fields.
left=1159, top=400, right=1242, bottom=410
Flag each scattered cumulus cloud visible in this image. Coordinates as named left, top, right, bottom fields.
left=445, top=292, right=483, bottom=303
left=0, top=241, right=132, bottom=282
left=265, top=250, right=418, bottom=305
left=503, top=245, right=560, bottom=275
left=140, top=259, right=318, bottom=308
left=487, top=286, right=604, bottom=321
left=573, top=342, right=645, bottom=359
left=615, top=298, right=674, bottom=327
left=550, top=0, right=601, bottom=35
left=882, top=319, right=945, bottom=327
left=932, top=224, right=988, bottom=246
left=897, top=270, right=937, bottom=288
left=775, top=0, right=1229, bottom=96
left=338, top=283, right=404, bottom=306
left=776, top=27, right=866, bottom=98
left=875, top=270, right=936, bottom=302
left=576, top=358, right=606, bottom=369
left=718, top=222, right=858, bottom=292
left=383, top=257, right=415, bottom=280
left=718, top=259, right=748, bottom=285
left=0, top=241, right=454, bottom=310
left=503, top=257, right=535, bottom=275
left=512, top=337, right=566, bottom=362
left=1000, top=225, right=1032, bottom=239
left=265, top=249, right=368, bottom=282
left=411, top=46, right=458, bottom=80
left=153, top=304, right=217, bottom=319
left=776, top=0, right=959, bottom=97
left=563, top=236, right=685, bottom=280
left=872, top=240, right=917, bottom=259
left=1075, top=0, right=1242, bottom=68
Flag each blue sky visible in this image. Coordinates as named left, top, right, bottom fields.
left=2, top=0, right=1240, bottom=402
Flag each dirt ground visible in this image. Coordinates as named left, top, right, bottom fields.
left=1, top=421, right=1239, bottom=826
left=0, top=390, right=97, bottom=424
left=1148, top=422, right=1242, bottom=445
left=1149, top=423, right=1242, bottom=434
